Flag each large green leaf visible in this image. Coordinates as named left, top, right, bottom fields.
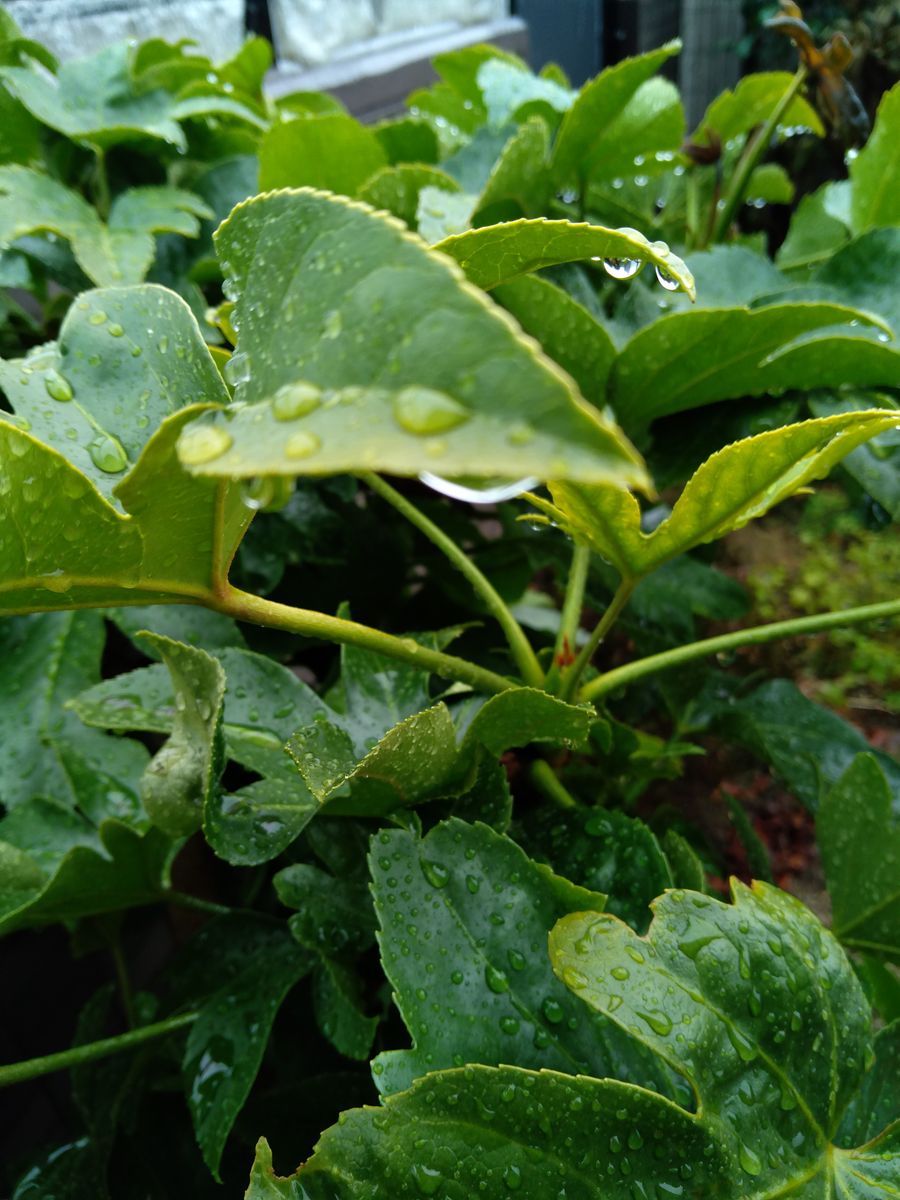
left=369, top=818, right=678, bottom=1099
left=246, top=1065, right=728, bottom=1199
left=0, top=41, right=264, bottom=151
left=0, top=612, right=148, bottom=811
left=850, top=82, right=900, bottom=234
left=436, top=217, right=695, bottom=297
left=0, top=284, right=250, bottom=611
left=839, top=1022, right=900, bottom=1148
left=777, top=183, right=852, bottom=271
left=175, top=188, right=648, bottom=489
left=0, top=801, right=171, bottom=936
left=551, top=43, right=681, bottom=186
left=819, top=754, right=900, bottom=963
left=493, top=273, right=616, bottom=405
left=610, top=303, right=899, bottom=428
left=0, top=167, right=212, bottom=286
left=809, top=228, right=900, bottom=336
left=550, top=881, right=900, bottom=1199
left=183, top=919, right=312, bottom=1178
left=531, top=410, right=900, bottom=582
left=584, top=77, right=685, bottom=184
left=258, top=114, right=387, bottom=195
left=695, top=71, right=824, bottom=142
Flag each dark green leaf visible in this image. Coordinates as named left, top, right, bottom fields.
left=312, top=957, right=378, bottom=1061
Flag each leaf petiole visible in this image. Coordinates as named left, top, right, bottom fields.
left=558, top=579, right=635, bottom=702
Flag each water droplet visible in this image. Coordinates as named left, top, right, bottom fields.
left=499, top=1015, right=520, bottom=1035
left=158, top=335, right=169, bottom=353
left=542, top=998, right=564, bottom=1024
left=450, top=970, right=464, bottom=985
left=611, top=966, right=630, bottom=981
left=503, top=1165, right=522, bottom=1191
left=285, top=430, right=321, bottom=460
left=603, top=257, right=641, bottom=280
left=322, top=309, right=342, bottom=339
left=108, top=322, right=124, bottom=337
left=507, top=949, right=526, bottom=971
left=393, top=387, right=470, bottom=436
left=88, top=434, right=127, bottom=474
left=418, top=473, right=539, bottom=504
left=272, top=382, right=322, bottom=421
left=485, top=965, right=509, bottom=994
left=637, top=1010, right=672, bottom=1036
left=738, top=1142, right=762, bottom=1176
left=44, top=369, right=73, bottom=402
left=240, top=476, right=276, bottom=511
left=562, top=966, right=587, bottom=991
left=89, top=310, right=107, bottom=325
left=179, top=424, right=233, bottom=465
left=465, top=875, right=480, bottom=895
left=411, top=1164, right=442, bottom=1196
left=421, top=859, right=450, bottom=889
left=655, top=265, right=680, bottom=291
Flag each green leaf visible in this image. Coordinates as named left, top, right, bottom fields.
left=0, top=167, right=212, bottom=286
left=372, top=116, right=439, bottom=165
left=516, top=807, right=673, bottom=933
left=183, top=921, right=312, bottom=1178
left=476, top=57, right=575, bottom=128
left=713, top=679, right=900, bottom=812
left=416, top=184, right=477, bottom=243
left=494, top=273, right=616, bottom=405
left=274, top=862, right=375, bottom=955
left=850, top=82, right=900, bottom=234
left=662, top=829, right=707, bottom=891
left=610, top=303, right=899, bottom=428
left=178, top=189, right=649, bottom=490
left=369, top=818, right=680, bottom=1099
left=107, top=604, right=245, bottom=656
left=246, top=1065, right=728, bottom=1199
left=550, top=880, right=899, bottom=1199
left=819, top=754, right=900, bottom=963
left=777, top=182, right=852, bottom=271
left=459, top=687, right=593, bottom=758
left=473, top=116, right=552, bottom=220
left=0, top=800, right=172, bottom=935
left=358, top=164, right=460, bottom=229
left=436, top=216, right=695, bottom=298
left=535, top=410, right=899, bottom=582
left=0, top=284, right=250, bottom=611
left=585, top=77, right=685, bottom=184
left=137, top=632, right=224, bottom=838
left=258, top=114, right=387, bottom=195
left=839, top=1021, right=900, bottom=1148
left=551, top=42, right=682, bottom=186
left=810, top=228, right=900, bottom=336
left=312, top=956, right=378, bottom=1060
left=746, top=162, right=794, bottom=205
left=0, top=612, right=147, bottom=811
left=695, top=70, right=824, bottom=142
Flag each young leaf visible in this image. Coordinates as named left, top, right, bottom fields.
left=358, top=164, right=461, bottom=229
left=536, top=410, right=900, bottom=582
left=551, top=42, right=682, bottom=186
left=0, top=168, right=212, bottom=286
left=610, top=303, right=899, bottom=428
left=849, top=82, right=900, bottom=234
left=369, top=818, right=681, bottom=1100
left=246, top=1065, right=728, bottom=1199
left=476, top=57, right=575, bottom=128
left=258, top=114, right=387, bottom=195
left=137, top=633, right=224, bottom=838
left=0, top=285, right=251, bottom=611
left=183, top=922, right=312, bottom=1179
left=777, top=183, right=851, bottom=270
left=695, top=70, right=824, bottom=143
left=177, top=189, right=649, bottom=490
left=436, top=217, right=695, bottom=297
left=550, top=881, right=899, bottom=1198
left=819, top=754, right=900, bottom=963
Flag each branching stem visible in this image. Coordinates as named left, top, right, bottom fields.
left=559, top=580, right=635, bottom=702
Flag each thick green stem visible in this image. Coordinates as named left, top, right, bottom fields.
left=214, top=585, right=516, bottom=696
left=712, top=65, right=807, bottom=244
left=579, top=598, right=900, bottom=704
left=530, top=759, right=578, bottom=809
left=559, top=580, right=635, bottom=702
left=361, top=472, right=543, bottom=688
left=545, top=544, right=590, bottom=694
left=93, top=146, right=111, bottom=221
left=0, top=1013, right=197, bottom=1089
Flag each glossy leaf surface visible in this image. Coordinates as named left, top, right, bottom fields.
left=819, top=754, right=900, bottom=963
left=551, top=881, right=900, bottom=1199
left=850, top=82, right=900, bottom=234
left=175, top=189, right=648, bottom=490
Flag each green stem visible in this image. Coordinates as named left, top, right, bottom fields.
left=361, top=472, right=543, bottom=688
left=545, top=544, right=590, bottom=694
left=559, top=580, right=635, bottom=702
left=530, top=759, right=578, bottom=809
left=110, top=936, right=136, bottom=1030
left=579, top=598, right=900, bottom=704
left=93, top=146, right=111, bottom=221
left=0, top=1013, right=197, bottom=1090
left=712, top=65, right=807, bottom=244
left=160, top=890, right=233, bottom=917
left=214, top=585, right=516, bottom=696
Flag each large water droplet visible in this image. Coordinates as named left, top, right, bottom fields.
left=603, top=257, right=642, bottom=280
left=503, top=1165, right=522, bottom=1191
left=393, top=387, right=470, bottom=436
left=411, top=1164, right=442, bottom=1196
left=88, top=434, right=127, bottom=474
left=655, top=265, right=680, bottom=291
left=272, top=382, right=322, bottom=421
left=485, top=965, right=509, bottom=994
left=241, top=476, right=276, bottom=511
left=179, top=424, right=233, bottom=465
left=421, top=859, right=450, bottom=889
left=418, top=473, right=539, bottom=504
left=637, top=1009, right=672, bottom=1036
left=738, top=1142, right=763, bottom=1176
left=285, top=430, right=321, bottom=460
left=44, top=369, right=73, bottom=402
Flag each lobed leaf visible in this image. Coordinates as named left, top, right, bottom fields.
left=176, top=188, right=649, bottom=489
